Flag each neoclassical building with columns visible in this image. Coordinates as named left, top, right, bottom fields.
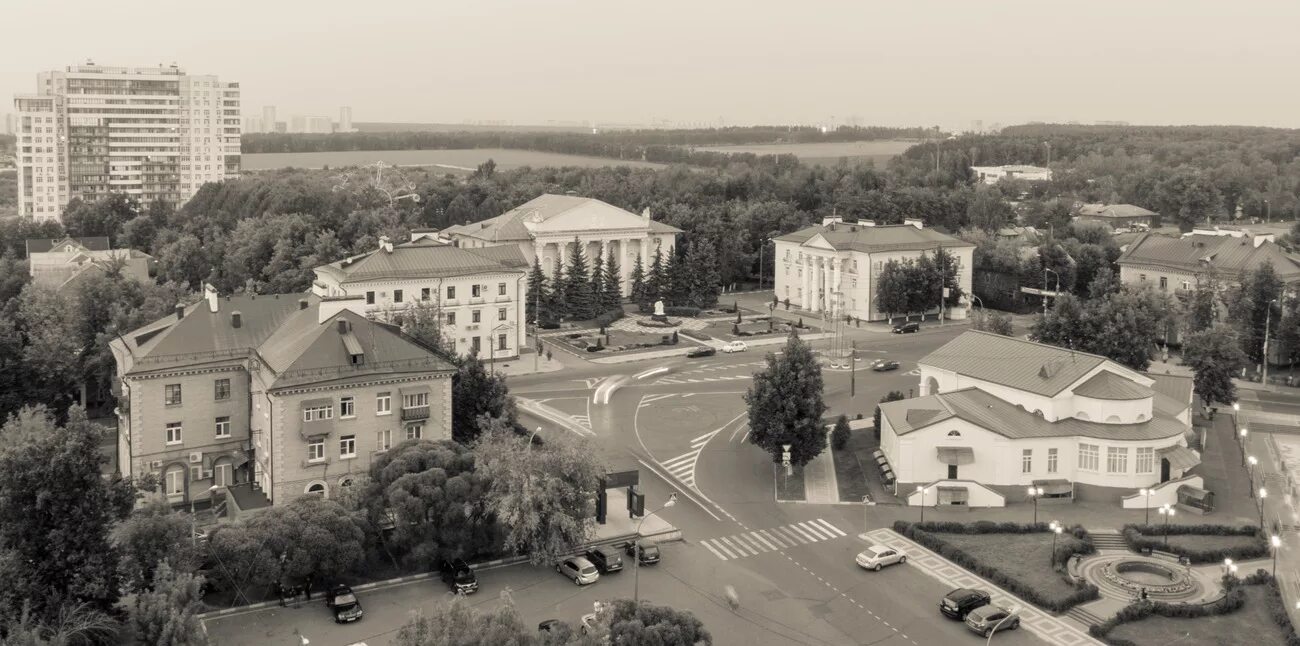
left=442, top=194, right=681, bottom=294
left=772, top=217, right=975, bottom=322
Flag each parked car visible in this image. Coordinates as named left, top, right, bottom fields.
left=892, top=321, right=920, bottom=334
left=964, top=604, right=1021, bottom=636
left=556, top=556, right=600, bottom=585
left=939, top=587, right=991, bottom=620
left=855, top=544, right=906, bottom=571
left=624, top=539, right=661, bottom=565
left=686, top=347, right=716, bottom=358
left=326, top=584, right=364, bottom=623
left=439, top=558, right=478, bottom=594
left=585, top=545, right=624, bottom=573
left=871, top=359, right=900, bottom=372
left=721, top=340, right=748, bottom=353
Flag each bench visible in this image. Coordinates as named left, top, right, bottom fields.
left=1150, top=550, right=1184, bottom=564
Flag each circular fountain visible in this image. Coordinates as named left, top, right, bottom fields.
left=1076, top=554, right=1211, bottom=602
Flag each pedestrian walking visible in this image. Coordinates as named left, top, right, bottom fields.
left=724, top=585, right=740, bottom=612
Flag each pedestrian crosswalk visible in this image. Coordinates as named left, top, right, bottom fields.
left=572, top=414, right=591, bottom=430
left=654, top=374, right=753, bottom=385
left=699, top=519, right=847, bottom=560
left=659, top=429, right=721, bottom=487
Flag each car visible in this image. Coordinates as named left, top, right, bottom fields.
left=720, top=340, right=748, bottom=353
left=439, top=558, right=478, bottom=594
left=556, top=556, right=600, bottom=585
left=855, top=544, right=906, bottom=571
left=584, top=545, right=624, bottom=573
left=871, top=359, right=900, bottom=372
left=686, top=347, right=716, bottom=358
left=580, top=613, right=611, bottom=644
left=892, top=321, right=920, bottom=334
left=326, top=584, right=364, bottom=623
left=624, top=539, right=661, bottom=565
left=964, top=604, right=1021, bottom=636
left=939, top=587, right=991, bottom=620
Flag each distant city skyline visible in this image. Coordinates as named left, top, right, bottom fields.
left=6, top=0, right=1300, bottom=132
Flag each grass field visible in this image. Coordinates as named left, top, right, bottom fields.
left=939, top=532, right=1087, bottom=607
left=241, top=148, right=668, bottom=172
left=1107, top=586, right=1288, bottom=646
left=695, top=140, right=917, bottom=166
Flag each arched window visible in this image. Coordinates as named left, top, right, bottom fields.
left=305, top=481, right=327, bottom=498
left=947, top=430, right=961, bottom=437
left=1105, top=415, right=1122, bottom=423
left=1076, top=411, right=1091, bottom=421
left=338, top=476, right=354, bottom=489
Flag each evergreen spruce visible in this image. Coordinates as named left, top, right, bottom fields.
left=590, top=252, right=606, bottom=314
left=667, top=247, right=691, bottom=307
left=563, top=238, right=596, bottom=320
left=525, top=256, right=548, bottom=325
left=602, top=253, right=623, bottom=310
left=547, top=262, right=567, bottom=320
left=629, top=255, right=647, bottom=305
left=684, top=239, right=722, bottom=308
left=645, top=248, right=665, bottom=305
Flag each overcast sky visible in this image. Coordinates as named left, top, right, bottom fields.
left=5, top=0, right=1298, bottom=130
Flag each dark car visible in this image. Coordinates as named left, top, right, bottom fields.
left=538, top=619, right=562, bottom=633
left=892, top=321, right=920, bottom=334
left=939, top=587, right=991, bottom=620
left=326, top=584, right=364, bottom=623
left=686, top=347, right=716, bottom=358
left=871, top=359, right=900, bottom=372
left=585, top=545, right=624, bottom=573
left=439, top=558, right=478, bottom=594
left=624, top=539, right=661, bottom=565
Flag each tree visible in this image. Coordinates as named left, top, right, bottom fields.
left=744, top=333, right=827, bottom=467
left=685, top=239, right=723, bottom=309
left=391, top=298, right=453, bottom=359
left=0, top=601, right=119, bottom=646
left=875, top=259, right=910, bottom=322
left=601, top=598, right=711, bottom=645
left=1183, top=324, right=1247, bottom=410
left=1188, top=271, right=1222, bottom=333
left=112, top=498, right=200, bottom=594
left=874, top=391, right=907, bottom=434
left=1234, top=262, right=1284, bottom=367
left=473, top=426, right=603, bottom=565
left=601, top=252, right=623, bottom=311
left=122, top=562, right=210, bottom=646
left=395, top=594, right=536, bottom=646
left=966, top=187, right=1013, bottom=232
left=666, top=247, right=691, bottom=306
left=546, top=261, right=568, bottom=320
left=247, top=496, right=365, bottom=589
left=0, top=406, right=136, bottom=625
left=61, top=194, right=141, bottom=244
left=645, top=248, right=665, bottom=306
left=1034, top=286, right=1171, bottom=371
left=589, top=251, right=606, bottom=314
left=973, top=311, right=1014, bottom=336
left=563, top=238, right=596, bottom=320
left=203, top=524, right=277, bottom=602
left=526, top=255, right=549, bottom=325
left=452, top=350, right=517, bottom=444
left=831, top=415, right=851, bottom=451
left=629, top=255, right=647, bottom=306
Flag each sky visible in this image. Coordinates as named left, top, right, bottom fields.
left=5, top=0, right=1300, bottom=131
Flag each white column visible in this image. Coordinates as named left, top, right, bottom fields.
left=832, top=258, right=841, bottom=302
left=640, top=237, right=649, bottom=267
left=801, top=256, right=810, bottom=309
left=533, top=239, right=543, bottom=270
left=812, top=259, right=822, bottom=312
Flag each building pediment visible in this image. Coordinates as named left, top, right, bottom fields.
left=801, top=234, right=837, bottom=251
left=529, top=203, right=650, bottom=233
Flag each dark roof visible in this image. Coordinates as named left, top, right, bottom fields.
left=25, top=236, right=111, bottom=255
left=315, top=243, right=529, bottom=284
left=920, top=331, right=1119, bottom=397
left=1117, top=233, right=1300, bottom=283
left=774, top=223, right=973, bottom=254
left=881, top=387, right=1186, bottom=442
left=1073, top=371, right=1151, bottom=400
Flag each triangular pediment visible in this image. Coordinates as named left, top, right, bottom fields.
left=802, top=234, right=837, bottom=251
left=532, top=201, right=649, bottom=232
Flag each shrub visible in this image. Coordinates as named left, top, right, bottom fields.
left=831, top=415, right=850, bottom=451
left=539, top=321, right=561, bottom=330
left=1121, top=524, right=1267, bottom=564
left=593, top=308, right=625, bottom=328
left=665, top=306, right=701, bottom=317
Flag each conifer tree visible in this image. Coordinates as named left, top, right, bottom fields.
left=525, top=255, right=548, bottom=325
left=590, top=252, right=606, bottom=313
left=645, top=248, right=665, bottom=306
left=602, top=253, right=623, bottom=310
left=666, top=247, right=691, bottom=307
left=629, top=255, right=647, bottom=305
left=684, top=239, right=722, bottom=308
left=547, top=262, right=567, bottom=320
left=563, top=238, right=596, bottom=320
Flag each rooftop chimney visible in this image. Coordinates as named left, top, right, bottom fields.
left=231, top=311, right=242, bottom=328
left=904, top=218, right=925, bottom=230
left=174, top=304, right=184, bottom=320
left=299, top=298, right=309, bottom=310
left=378, top=235, right=393, bottom=253
left=203, top=283, right=219, bottom=313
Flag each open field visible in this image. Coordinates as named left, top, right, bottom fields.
left=240, top=148, right=668, bottom=172
left=695, top=140, right=917, bottom=166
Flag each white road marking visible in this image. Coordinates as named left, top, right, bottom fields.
left=701, top=520, right=847, bottom=560
left=812, top=518, right=847, bottom=537
left=700, top=540, right=731, bottom=561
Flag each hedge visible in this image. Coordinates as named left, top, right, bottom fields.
left=892, top=521, right=1100, bottom=612
left=1090, top=571, right=1300, bottom=646
left=593, top=308, right=625, bottom=328
left=636, top=303, right=702, bottom=317
left=1122, top=523, right=1267, bottom=564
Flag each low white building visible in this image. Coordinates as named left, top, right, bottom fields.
left=880, top=331, right=1197, bottom=507
left=312, top=234, right=529, bottom=360
left=971, top=165, right=1052, bottom=184
left=772, top=218, right=974, bottom=322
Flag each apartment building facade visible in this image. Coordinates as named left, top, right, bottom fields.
left=12, top=63, right=241, bottom=221
left=312, top=234, right=529, bottom=360
left=110, top=288, right=455, bottom=513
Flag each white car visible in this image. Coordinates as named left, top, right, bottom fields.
left=856, top=544, right=906, bottom=571
left=721, top=341, right=748, bottom=353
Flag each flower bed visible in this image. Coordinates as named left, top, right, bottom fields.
left=1122, top=524, right=1267, bottom=564
left=1093, top=571, right=1300, bottom=646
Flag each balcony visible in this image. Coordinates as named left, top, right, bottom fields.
left=401, top=405, right=430, bottom=421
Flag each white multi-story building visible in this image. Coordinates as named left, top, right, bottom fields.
left=339, top=107, right=354, bottom=133
left=312, top=233, right=530, bottom=360
left=11, top=63, right=241, bottom=221
left=290, top=115, right=334, bottom=134
left=772, top=217, right=975, bottom=322
left=262, top=106, right=277, bottom=133
left=970, top=165, right=1052, bottom=184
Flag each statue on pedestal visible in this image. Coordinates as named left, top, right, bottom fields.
left=651, top=299, right=668, bottom=322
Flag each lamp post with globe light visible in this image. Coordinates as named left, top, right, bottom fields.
left=1259, top=488, right=1269, bottom=530
left=1272, top=535, right=1283, bottom=577
left=1139, top=488, right=1154, bottom=525
left=1248, top=455, right=1259, bottom=495
left=1240, top=426, right=1249, bottom=465
left=1028, top=486, right=1044, bottom=525
left=1048, top=520, right=1063, bottom=565
left=1159, top=505, right=1176, bottom=547
left=917, top=485, right=930, bottom=524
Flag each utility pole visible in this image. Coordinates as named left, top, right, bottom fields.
left=850, top=340, right=857, bottom=398
left=1263, top=296, right=1279, bottom=386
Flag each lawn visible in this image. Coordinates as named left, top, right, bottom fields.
left=775, top=464, right=806, bottom=502
left=1107, top=586, right=1289, bottom=646
left=832, top=430, right=873, bottom=503
left=938, top=532, right=1087, bottom=607
left=1161, top=534, right=1264, bottom=554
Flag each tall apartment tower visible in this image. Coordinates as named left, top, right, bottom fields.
left=12, top=63, right=241, bottom=222
left=339, top=106, right=353, bottom=132
left=262, top=105, right=276, bottom=134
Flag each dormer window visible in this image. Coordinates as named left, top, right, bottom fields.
left=349, top=353, right=364, bottom=365
left=947, top=430, right=961, bottom=437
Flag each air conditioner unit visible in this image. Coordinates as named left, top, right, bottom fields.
left=189, top=451, right=203, bottom=464
left=150, top=460, right=163, bottom=470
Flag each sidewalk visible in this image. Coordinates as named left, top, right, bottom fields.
left=799, top=431, right=839, bottom=504
left=492, top=345, right=566, bottom=377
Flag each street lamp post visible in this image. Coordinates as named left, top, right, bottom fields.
left=1027, top=486, right=1044, bottom=525
left=1159, top=505, right=1175, bottom=547
left=1248, top=456, right=1259, bottom=495
left=1259, top=488, right=1269, bottom=530
left=191, top=484, right=220, bottom=547
left=1139, top=488, right=1153, bottom=526
left=525, top=426, right=541, bottom=453
left=917, top=486, right=928, bottom=524
left=757, top=238, right=772, bottom=292
left=1049, top=521, right=1062, bottom=566
left=634, top=493, right=677, bottom=604
left=1272, top=535, right=1282, bottom=577
left=1240, top=427, right=1249, bottom=466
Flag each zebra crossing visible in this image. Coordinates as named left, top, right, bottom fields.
left=699, top=519, right=847, bottom=561
left=654, top=374, right=753, bottom=385
left=658, top=428, right=721, bottom=487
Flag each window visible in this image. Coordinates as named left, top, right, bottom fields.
left=472, top=337, right=481, bottom=353
left=214, top=378, right=230, bottom=401
left=165, top=384, right=182, bottom=406
left=421, top=287, right=430, bottom=301
left=447, top=312, right=456, bottom=325
left=377, top=429, right=392, bottom=452
left=407, top=423, right=423, bottom=440
left=498, top=307, right=507, bottom=321
left=339, top=396, right=355, bottom=418
left=472, top=284, right=481, bottom=298
left=1136, top=447, right=1154, bottom=474
left=1047, top=448, right=1058, bottom=473
left=366, top=291, right=375, bottom=305
left=498, top=334, right=508, bottom=351
left=1107, top=447, right=1128, bottom=473
left=339, top=435, right=356, bottom=459
left=303, top=405, right=333, bottom=422
left=498, top=282, right=507, bottom=296
left=447, top=286, right=456, bottom=300
left=404, top=391, right=429, bottom=408
left=947, top=430, right=961, bottom=437
left=1078, top=443, right=1099, bottom=471
left=165, top=422, right=183, bottom=445
left=215, top=416, right=231, bottom=438
left=1022, top=449, right=1032, bottom=473
left=393, top=289, right=403, bottom=303
left=472, top=310, right=481, bottom=323
left=308, top=440, right=325, bottom=462
left=306, top=482, right=326, bottom=496
left=165, top=468, right=184, bottom=496
left=1182, top=281, right=1191, bottom=291
left=376, top=392, right=391, bottom=415
left=1159, top=277, right=1167, bottom=290
left=1139, top=274, right=1147, bottom=281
